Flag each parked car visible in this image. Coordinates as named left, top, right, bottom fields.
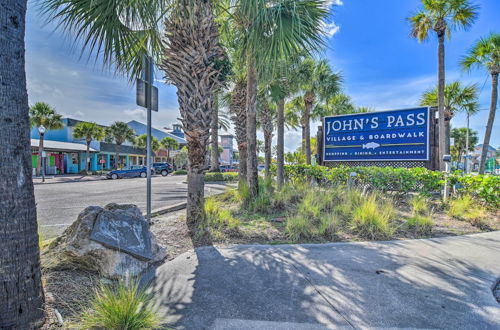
left=220, top=165, right=238, bottom=172
left=152, top=162, right=173, bottom=176
left=106, top=166, right=154, bottom=179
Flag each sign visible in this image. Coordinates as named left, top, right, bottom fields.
left=323, top=107, right=430, bottom=162
left=136, top=78, right=158, bottom=112
left=41, top=151, right=47, bottom=158
left=99, top=159, right=106, bottom=164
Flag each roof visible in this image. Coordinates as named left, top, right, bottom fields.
left=475, top=144, right=497, bottom=152
left=127, top=120, right=187, bottom=145
left=99, top=142, right=147, bottom=156
left=31, top=139, right=97, bottom=153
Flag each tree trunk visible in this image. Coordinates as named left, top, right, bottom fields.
left=277, top=98, right=285, bottom=188
left=0, top=0, right=45, bottom=327
left=304, top=99, right=312, bottom=165
left=246, top=54, right=259, bottom=197
left=115, top=144, right=120, bottom=169
left=437, top=31, right=446, bottom=171
left=161, top=0, right=224, bottom=227
left=37, top=134, right=44, bottom=176
left=85, top=140, right=90, bottom=173
left=210, top=96, right=220, bottom=172
left=301, top=125, right=305, bottom=153
left=230, top=81, right=247, bottom=184
left=479, top=71, right=498, bottom=174
left=264, top=130, right=272, bottom=181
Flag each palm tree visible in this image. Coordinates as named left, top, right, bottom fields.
left=231, top=0, right=328, bottom=197
left=210, top=94, right=221, bottom=172
left=258, top=99, right=275, bottom=180
left=160, top=136, right=179, bottom=163
left=419, top=81, right=479, bottom=156
left=29, top=102, right=63, bottom=176
left=73, top=122, right=105, bottom=173
left=409, top=0, right=478, bottom=170
left=161, top=0, right=227, bottom=225
left=1, top=0, right=45, bottom=327
left=451, top=127, right=478, bottom=162
left=105, top=122, right=136, bottom=169
left=296, top=57, right=341, bottom=163
left=461, top=33, right=500, bottom=174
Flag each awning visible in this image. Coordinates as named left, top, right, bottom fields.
left=31, top=139, right=97, bottom=153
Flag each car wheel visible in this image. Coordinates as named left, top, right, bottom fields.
left=111, top=173, right=118, bottom=180
left=140, top=172, right=147, bottom=178
left=161, top=169, right=168, bottom=176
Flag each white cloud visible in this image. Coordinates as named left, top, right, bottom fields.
left=322, top=21, right=340, bottom=38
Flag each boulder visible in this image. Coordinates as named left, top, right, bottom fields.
left=50, top=203, right=166, bottom=278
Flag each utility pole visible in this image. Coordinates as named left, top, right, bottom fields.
left=465, top=112, right=470, bottom=173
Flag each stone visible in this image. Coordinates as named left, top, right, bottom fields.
left=50, top=203, right=166, bottom=278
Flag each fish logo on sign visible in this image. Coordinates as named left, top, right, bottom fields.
left=362, top=142, right=380, bottom=150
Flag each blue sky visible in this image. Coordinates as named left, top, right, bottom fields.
left=25, top=0, right=500, bottom=151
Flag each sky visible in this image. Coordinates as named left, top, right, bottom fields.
left=25, top=0, right=500, bottom=152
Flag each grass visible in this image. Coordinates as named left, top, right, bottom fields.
left=285, top=216, right=312, bottom=241
left=409, top=194, right=429, bottom=216
left=205, top=197, right=240, bottom=232
left=406, top=194, right=433, bottom=236
left=350, top=193, right=395, bottom=240
left=79, top=280, right=161, bottom=330
left=447, top=195, right=487, bottom=224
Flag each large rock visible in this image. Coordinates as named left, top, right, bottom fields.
left=50, top=203, right=166, bottom=278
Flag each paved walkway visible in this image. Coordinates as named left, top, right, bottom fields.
left=149, top=231, right=500, bottom=329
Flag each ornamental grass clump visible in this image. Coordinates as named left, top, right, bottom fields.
left=447, top=195, right=486, bottom=224
left=79, top=280, right=160, bottom=330
left=406, top=194, right=433, bottom=235
left=205, top=198, right=239, bottom=231
left=286, top=216, right=312, bottom=241
left=350, top=193, right=395, bottom=240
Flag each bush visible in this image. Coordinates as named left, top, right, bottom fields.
left=79, top=280, right=160, bottom=330
left=447, top=195, right=486, bottom=223
left=172, top=169, right=187, bottom=175
left=351, top=193, right=395, bottom=240
left=205, top=172, right=238, bottom=182
left=406, top=214, right=433, bottom=235
left=452, top=174, right=500, bottom=208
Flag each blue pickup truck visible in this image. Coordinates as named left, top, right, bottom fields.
left=106, top=166, right=154, bottom=180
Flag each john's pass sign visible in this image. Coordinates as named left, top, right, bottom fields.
left=322, top=107, right=430, bottom=162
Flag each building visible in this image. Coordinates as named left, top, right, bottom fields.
left=471, top=144, right=498, bottom=172
left=219, top=134, right=236, bottom=165
left=30, top=118, right=186, bottom=174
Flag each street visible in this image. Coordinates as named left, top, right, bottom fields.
left=35, top=175, right=228, bottom=239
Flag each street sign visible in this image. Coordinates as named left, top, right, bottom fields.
left=99, top=159, right=106, bottom=164
left=136, top=79, right=158, bottom=112
left=323, top=107, right=430, bottom=162
left=41, top=151, right=47, bottom=158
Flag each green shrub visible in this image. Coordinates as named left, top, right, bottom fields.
left=79, top=280, right=160, bottom=330
left=406, top=214, right=433, bottom=235
left=447, top=195, right=486, bottom=223
left=172, top=169, right=187, bottom=175
left=453, top=174, right=500, bottom=208
left=351, top=193, right=395, bottom=240
left=205, top=172, right=239, bottom=182
left=286, top=216, right=312, bottom=241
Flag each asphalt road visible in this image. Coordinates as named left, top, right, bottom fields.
left=35, top=175, right=228, bottom=239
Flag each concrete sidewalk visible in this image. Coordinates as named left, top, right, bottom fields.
left=148, top=231, right=500, bottom=329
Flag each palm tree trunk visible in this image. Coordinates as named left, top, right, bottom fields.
left=37, top=134, right=44, bottom=176
left=230, top=81, right=247, bottom=183
left=0, top=0, right=45, bottom=327
left=304, top=100, right=312, bottom=165
left=246, top=54, right=259, bottom=197
left=85, top=141, right=90, bottom=173
left=437, top=31, right=446, bottom=171
left=479, top=72, right=498, bottom=174
left=301, top=125, right=305, bottom=153
left=115, top=144, right=120, bottom=169
left=264, top=129, right=272, bottom=181
left=210, top=96, right=220, bottom=172
left=277, top=98, right=285, bottom=188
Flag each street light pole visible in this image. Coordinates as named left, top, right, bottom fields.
left=38, top=125, right=46, bottom=183
left=465, top=112, right=470, bottom=173
left=144, top=56, right=153, bottom=222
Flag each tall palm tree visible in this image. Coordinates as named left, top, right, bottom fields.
left=210, top=94, right=221, bottom=172
left=231, top=0, right=328, bottom=197
left=258, top=96, right=275, bottom=181
left=1, top=0, right=45, bottom=327
left=161, top=0, right=227, bottom=225
left=135, top=134, right=161, bottom=152
left=296, top=57, right=341, bottom=163
left=420, top=81, right=479, bottom=156
left=73, top=122, right=105, bottom=173
left=161, top=136, right=179, bottom=163
left=29, top=102, right=63, bottom=176
left=461, top=33, right=500, bottom=174
left=450, top=127, right=478, bottom=162
left=105, top=122, right=136, bottom=169
left=409, top=0, right=478, bottom=170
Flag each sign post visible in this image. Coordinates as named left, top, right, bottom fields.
left=136, top=56, right=158, bottom=222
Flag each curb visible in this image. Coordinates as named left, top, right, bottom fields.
left=148, top=202, right=187, bottom=218
left=33, top=177, right=106, bottom=185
